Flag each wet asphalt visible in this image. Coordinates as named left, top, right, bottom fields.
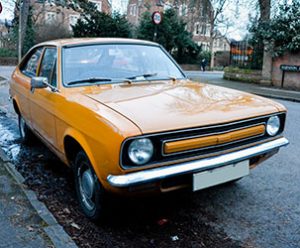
left=0, top=70, right=299, bottom=247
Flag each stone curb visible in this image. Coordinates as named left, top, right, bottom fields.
left=0, top=148, right=77, bottom=248
left=0, top=79, right=8, bottom=87
left=254, top=93, right=300, bottom=103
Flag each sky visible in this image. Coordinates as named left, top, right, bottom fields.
left=0, top=0, right=15, bottom=20
left=111, top=0, right=129, bottom=13
left=0, top=0, right=252, bottom=40
left=222, top=0, right=253, bottom=40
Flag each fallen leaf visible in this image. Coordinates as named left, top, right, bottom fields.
left=71, top=222, right=81, bottom=230
left=63, top=208, right=71, bottom=214
left=171, top=235, right=179, bottom=241
left=157, top=218, right=168, bottom=226
left=27, top=225, right=34, bottom=232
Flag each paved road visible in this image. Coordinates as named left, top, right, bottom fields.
left=0, top=66, right=15, bottom=80
left=0, top=68, right=299, bottom=247
left=185, top=71, right=224, bottom=82
left=198, top=98, right=300, bottom=247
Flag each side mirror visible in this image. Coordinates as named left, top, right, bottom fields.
left=30, top=77, right=48, bottom=93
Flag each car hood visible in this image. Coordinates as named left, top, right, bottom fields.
left=83, top=80, right=282, bottom=134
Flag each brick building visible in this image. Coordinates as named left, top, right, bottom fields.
left=0, top=20, right=11, bottom=48
left=31, top=0, right=111, bottom=31
left=127, top=0, right=230, bottom=53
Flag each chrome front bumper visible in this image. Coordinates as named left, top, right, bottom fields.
left=107, top=137, right=289, bottom=188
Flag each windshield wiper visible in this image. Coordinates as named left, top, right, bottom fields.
left=126, top=73, right=158, bottom=80
left=67, top=77, right=112, bottom=86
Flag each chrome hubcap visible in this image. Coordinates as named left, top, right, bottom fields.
left=20, top=117, right=26, bottom=138
left=82, top=170, right=94, bottom=199
left=78, top=165, right=95, bottom=211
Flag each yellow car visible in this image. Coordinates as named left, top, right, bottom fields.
left=9, top=38, right=289, bottom=220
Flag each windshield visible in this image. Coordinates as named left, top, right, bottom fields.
left=62, top=44, right=185, bottom=86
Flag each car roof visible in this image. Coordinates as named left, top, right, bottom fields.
left=37, top=38, right=158, bottom=47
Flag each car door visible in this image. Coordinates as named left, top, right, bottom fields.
left=29, top=47, right=58, bottom=147
left=12, top=47, right=44, bottom=128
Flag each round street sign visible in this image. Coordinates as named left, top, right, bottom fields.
left=152, top=11, right=162, bottom=25
left=0, top=2, right=2, bottom=14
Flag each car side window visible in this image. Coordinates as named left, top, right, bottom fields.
left=39, top=48, right=57, bottom=87
left=22, top=48, right=43, bottom=77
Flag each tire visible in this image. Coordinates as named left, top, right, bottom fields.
left=74, top=151, right=105, bottom=221
left=18, top=115, right=35, bottom=144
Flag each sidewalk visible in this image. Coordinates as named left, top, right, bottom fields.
left=0, top=72, right=77, bottom=247
left=188, top=72, right=300, bottom=102
left=0, top=151, right=77, bottom=247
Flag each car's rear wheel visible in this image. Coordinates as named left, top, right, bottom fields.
left=74, top=151, right=104, bottom=221
left=18, top=115, right=35, bottom=143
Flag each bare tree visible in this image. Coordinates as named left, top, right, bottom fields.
left=208, top=0, right=231, bottom=68
left=35, top=23, right=71, bottom=43
left=169, top=0, right=233, bottom=68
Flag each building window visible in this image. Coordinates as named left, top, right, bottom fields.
left=200, top=24, right=206, bottom=35
left=130, top=4, right=137, bottom=16
left=201, top=43, right=209, bottom=51
left=69, top=15, right=79, bottom=29
left=206, top=25, right=210, bottom=36
left=201, top=6, right=206, bottom=17
left=178, top=4, right=187, bottom=16
left=45, top=12, right=57, bottom=24
left=182, top=4, right=187, bottom=16
left=194, top=22, right=200, bottom=35
left=45, top=0, right=56, bottom=6
left=90, top=0, right=102, bottom=12
left=133, top=5, right=137, bottom=16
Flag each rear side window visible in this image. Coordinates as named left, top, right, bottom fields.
left=22, top=48, right=43, bottom=77
left=39, top=48, right=57, bottom=87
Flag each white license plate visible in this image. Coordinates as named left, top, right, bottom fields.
left=193, top=160, right=250, bottom=192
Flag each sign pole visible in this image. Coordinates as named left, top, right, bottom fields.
left=154, top=25, right=158, bottom=41
left=18, top=0, right=22, bottom=63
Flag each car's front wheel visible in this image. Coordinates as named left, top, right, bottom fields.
left=18, top=115, right=35, bottom=143
left=74, top=151, right=105, bottom=221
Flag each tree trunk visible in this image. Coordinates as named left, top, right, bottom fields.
left=259, top=0, right=271, bottom=20
left=210, top=38, right=215, bottom=69
left=209, top=12, right=215, bottom=69
left=18, top=0, right=30, bottom=61
left=261, top=42, right=273, bottom=84
left=259, top=0, right=272, bottom=84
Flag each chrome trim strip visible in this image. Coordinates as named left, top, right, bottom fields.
left=109, top=137, right=288, bottom=188
left=161, top=123, right=266, bottom=156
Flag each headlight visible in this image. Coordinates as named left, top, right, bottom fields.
left=266, top=116, right=280, bottom=136
left=128, top=138, right=154, bottom=165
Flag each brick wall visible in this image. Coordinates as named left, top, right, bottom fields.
left=272, top=52, right=300, bottom=90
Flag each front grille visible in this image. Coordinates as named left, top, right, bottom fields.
left=121, top=113, right=286, bottom=168
left=163, top=124, right=266, bottom=155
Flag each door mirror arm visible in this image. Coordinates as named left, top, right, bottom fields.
left=30, top=77, right=60, bottom=93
